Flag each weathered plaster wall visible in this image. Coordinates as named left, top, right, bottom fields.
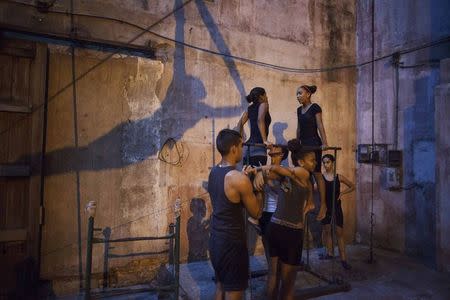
left=356, top=0, right=450, bottom=270
left=1, top=0, right=357, bottom=293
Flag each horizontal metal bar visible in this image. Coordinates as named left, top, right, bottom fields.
left=0, top=24, right=155, bottom=59
left=108, top=249, right=169, bottom=258
left=303, top=267, right=333, bottom=284
left=89, top=285, right=177, bottom=298
left=93, top=234, right=175, bottom=244
left=243, top=142, right=342, bottom=151
left=294, top=282, right=351, bottom=299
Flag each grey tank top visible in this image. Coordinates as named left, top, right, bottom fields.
left=272, top=177, right=310, bottom=229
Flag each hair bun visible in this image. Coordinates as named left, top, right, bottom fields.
left=308, top=85, right=317, bottom=94
left=287, top=138, right=302, bottom=152
left=246, top=87, right=266, bottom=103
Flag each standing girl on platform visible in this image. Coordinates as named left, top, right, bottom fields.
left=296, top=85, right=328, bottom=220
left=237, top=87, right=272, bottom=166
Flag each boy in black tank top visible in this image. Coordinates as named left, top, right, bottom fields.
left=207, top=129, right=263, bottom=299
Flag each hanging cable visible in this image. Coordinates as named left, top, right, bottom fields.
left=158, top=137, right=188, bottom=167
left=1, top=0, right=450, bottom=137
left=0, top=0, right=195, bottom=137
left=3, top=0, right=450, bottom=74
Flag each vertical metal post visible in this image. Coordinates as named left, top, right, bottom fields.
left=173, top=198, right=181, bottom=300
left=102, top=227, right=111, bottom=289
left=84, top=201, right=97, bottom=300
left=368, top=0, right=376, bottom=265
left=330, top=149, right=338, bottom=282
left=169, top=223, right=175, bottom=266
left=85, top=216, right=94, bottom=300
left=174, top=215, right=181, bottom=300
left=245, top=145, right=251, bottom=165
left=305, top=213, right=310, bottom=270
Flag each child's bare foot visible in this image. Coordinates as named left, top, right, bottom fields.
left=316, top=207, right=327, bottom=221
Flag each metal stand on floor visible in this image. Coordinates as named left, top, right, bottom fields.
left=83, top=201, right=181, bottom=300
left=243, top=143, right=351, bottom=299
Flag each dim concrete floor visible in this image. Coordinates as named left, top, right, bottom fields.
left=59, top=245, right=450, bottom=299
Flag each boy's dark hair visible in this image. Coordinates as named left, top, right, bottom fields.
left=216, top=129, right=242, bottom=155
left=287, top=139, right=314, bottom=167
left=322, top=154, right=335, bottom=162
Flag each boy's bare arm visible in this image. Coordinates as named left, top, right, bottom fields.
left=234, top=173, right=262, bottom=219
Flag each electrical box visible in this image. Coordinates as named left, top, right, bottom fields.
left=388, top=150, right=402, bottom=167
left=381, top=167, right=402, bottom=191
left=357, top=144, right=388, bottom=164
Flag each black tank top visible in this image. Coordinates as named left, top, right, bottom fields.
left=247, top=101, right=271, bottom=144
left=324, top=174, right=341, bottom=209
left=297, top=103, right=322, bottom=145
left=271, top=177, right=310, bottom=229
left=208, top=165, right=245, bottom=242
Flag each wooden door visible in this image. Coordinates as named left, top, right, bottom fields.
left=0, top=36, right=47, bottom=297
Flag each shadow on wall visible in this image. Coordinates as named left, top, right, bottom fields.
left=15, top=0, right=247, bottom=175
left=272, top=122, right=288, bottom=146
left=403, top=74, right=439, bottom=268
left=187, top=198, right=210, bottom=262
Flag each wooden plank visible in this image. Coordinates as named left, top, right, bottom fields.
left=0, top=54, right=13, bottom=101
left=0, top=229, right=27, bottom=242
left=0, top=102, right=31, bottom=113
left=11, top=56, right=32, bottom=105
left=0, top=165, right=31, bottom=176
left=0, top=47, right=36, bottom=58
left=0, top=37, right=36, bottom=58
left=7, top=113, right=30, bottom=163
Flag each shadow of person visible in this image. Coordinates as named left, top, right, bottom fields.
left=272, top=122, right=288, bottom=146
left=187, top=198, right=210, bottom=262
left=26, top=0, right=247, bottom=176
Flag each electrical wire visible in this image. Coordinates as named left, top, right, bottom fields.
left=0, top=0, right=195, bottom=137
left=1, top=1, right=449, bottom=140
left=158, top=137, right=188, bottom=166
left=1, top=1, right=449, bottom=138
left=3, top=0, right=450, bottom=74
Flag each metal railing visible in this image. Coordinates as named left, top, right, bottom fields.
left=84, top=201, right=180, bottom=300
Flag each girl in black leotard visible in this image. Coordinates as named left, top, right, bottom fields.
left=320, top=154, right=355, bottom=270
left=237, top=87, right=272, bottom=166
left=237, top=87, right=272, bottom=231
left=296, top=84, right=328, bottom=221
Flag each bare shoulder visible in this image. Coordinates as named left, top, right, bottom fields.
left=293, top=166, right=310, bottom=180
left=225, top=170, right=250, bottom=188
left=224, top=170, right=252, bottom=203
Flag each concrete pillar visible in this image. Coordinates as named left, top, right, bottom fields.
left=435, top=58, right=450, bottom=272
